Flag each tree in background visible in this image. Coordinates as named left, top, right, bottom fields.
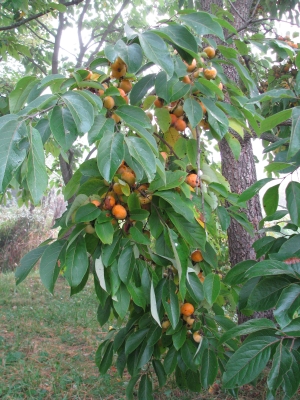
left=1, top=0, right=300, bottom=398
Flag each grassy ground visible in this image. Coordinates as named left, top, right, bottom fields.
left=0, top=271, right=278, bottom=400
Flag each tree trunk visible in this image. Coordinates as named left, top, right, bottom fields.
left=199, top=0, right=266, bottom=323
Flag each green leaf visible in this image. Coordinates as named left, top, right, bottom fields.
left=267, top=342, right=293, bottom=395
left=162, top=280, right=180, bottom=329
left=152, top=359, right=167, bottom=387
left=15, top=244, right=49, bottom=285
left=180, top=12, right=224, bottom=40
left=130, top=74, right=156, bottom=106
left=27, top=127, right=48, bottom=204
left=139, top=32, right=174, bottom=79
left=125, top=137, right=156, bottom=182
left=155, top=191, right=194, bottom=221
left=118, top=245, right=135, bottom=284
left=65, top=236, right=88, bottom=287
left=223, top=337, right=278, bottom=388
left=150, top=280, right=161, bottom=327
left=286, top=181, right=300, bottom=226
left=97, top=130, right=124, bottom=182
left=282, top=317, right=300, bottom=336
left=287, top=107, right=300, bottom=160
left=224, top=132, right=241, bottom=161
left=50, top=106, right=78, bottom=151
left=238, top=178, right=273, bottom=203
left=219, top=319, right=276, bottom=345
left=248, top=276, right=290, bottom=311
left=186, top=272, right=204, bottom=303
left=181, top=340, right=197, bottom=371
left=158, top=24, right=198, bottom=57
left=39, top=240, right=67, bottom=293
left=245, top=260, right=296, bottom=279
left=113, top=283, right=131, bottom=319
left=88, top=114, right=114, bottom=145
left=9, top=77, right=38, bottom=114
left=282, top=350, right=300, bottom=398
left=274, top=284, right=300, bottom=328
left=129, top=226, right=151, bottom=245
left=248, top=89, right=296, bottom=104
left=0, top=116, right=27, bottom=192
left=260, top=109, right=292, bottom=134
left=74, top=203, right=101, bottom=223
left=116, top=105, right=157, bottom=152
left=183, top=98, right=203, bottom=128
left=114, top=40, right=143, bottom=73
left=203, top=273, right=220, bottom=305
left=155, top=107, right=171, bottom=133
left=125, top=328, right=149, bottom=355
left=49, top=2, right=67, bottom=11
left=263, top=184, right=279, bottom=216
left=173, top=326, right=187, bottom=351
left=149, top=171, right=187, bottom=192
left=265, top=162, right=292, bottom=173
left=166, top=208, right=206, bottom=249
left=129, top=208, right=150, bottom=221
left=102, top=233, right=122, bottom=266
left=95, top=220, right=114, bottom=245
left=216, top=206, right=231, bottom=231
left=164, top=346, right=178, bottom=375
left=62, top=91, right=94, bottom=134
left=224, top=260, right=256, bottom=285
left=138, top=375, right=153, bottom=400
left=200, top=349, right=218, bottom=389
left=126, top=375, right=140, bottom=400
left=99, top=341, right=114, bottom=374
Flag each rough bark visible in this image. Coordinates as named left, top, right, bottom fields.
left=199, top=0, right=266, bottom=324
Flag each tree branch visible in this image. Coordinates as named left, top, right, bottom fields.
left=24, top=56, right=47, bottom=75
left=86, top=0, right=130, bottom=66
left=75, top=0, right=91, bottom=67
left=52, top=11, right=65, bottom=74
left=0, top=0, right=85, bottom=32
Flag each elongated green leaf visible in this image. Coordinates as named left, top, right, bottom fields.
left=224, top=132, right=241, bottom=161
left=138, top=375, right=153, bottom=400
left=88, top=114, right=114, bottom=145
left=265, top=162, right=292, bottom=173
left=173, top=326, right=187, bottom=351
left=62, top=91, right=94, bottom=133
left=15, top=244, right=49, bottom=285
left=282, top=317, right=300, bottom=336
left=152, top=359, right=167, bottom=387
left=287, top=107, right=300, bottom=160
left=238, top=178, right=273, bottom=203
left=97, top=297, right=111, bottom=326
left=180, top=12, right=224, bottom=40
left=183, top=97, right=203, bottom=128
left=186, top=272, right=204, bottom=303
left=95, top=220, right=114, bottom=245
left=162, top=280, right=180, bottom=329
left=248, top=89, right=296, bottom=104
left=263, top=184, right=279, bottom=216
left=97, top=130, right=124, bottom=182
left=40, top=240, right=67, bottom=293
left=27, top=127, right=48, bottom=204
left=130, top=74, right=156, bottom=106
left=139, top=32, right=174, bottom=79
left=203, top=273, right=220, bottom=305
left=114, top=40, right=143, bottom=73
left=158, top=24, right=198, bottom=56
left=268, top=342, right=293, bottom=395
left=65, top=236, right=88, bottom=287
left=274, top=284, right=300, bottom=328
left=74, top=203, right=101, bottom=223
left=113, top=283, right=131, bottom=319
left=216, top=206, right=231, bottom=231
left=282, top=350, right=300, bottom=398
left=224, top=260, right=256, bottom=285
left=0, top=116, right=28, bottom=192
left=164, top=346, right=178, bottom=375
left=200, top=349, right=218, bottom=389
left=9, top=76, right=38, bottom=113
left=50, top=106, right=78, bottom=151
left=99, top=341, right=114, bottom=374
left=248, top=276, right=290, bottom=311
left=150, top=280, right=161, bottom=327
left=286, top=181, right=300, bottom=226
left=181, top=340, right=197, bottom=371
left=219, top=318, right=276, bottom=345
left=125, top=137, right=156, bottom=182
left=125, top=328, right=149, bottom=355
left=126, top=375, right=140, bottom=400
left=246, top=260, right=296, bottom=279
left=260, top=109, right=292, bottom=134
left=223, top=337, right=278, bottom=388
left=118, top=245, right=135, bottom=284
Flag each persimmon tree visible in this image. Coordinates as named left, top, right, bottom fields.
left=1, top=3, right=300, bottom=400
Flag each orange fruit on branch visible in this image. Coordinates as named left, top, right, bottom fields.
left=103, top=96, right=115, bottom=109
left=180, top=303, right=195, bottom=316
left=191, top=250, right=203, bottom=262
left=204, top=67, right=217, bottom=80
left=91, top=199, right=101, bottom=207
left=119, top=79, right=132, bottom=93
left=174, top=118, right=187, bottom=132
left=193, top=331, right=203, bottom=343
left=203, top=46, right=216, bottom=59
left=185, top=58, right=197, bottom=72
left=112, top=204, right=127, bottom=220
left=185, top=173, right=200, bottom=188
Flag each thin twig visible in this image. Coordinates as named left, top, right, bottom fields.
left=228, top=0, right=247, bottom=23
left=196, top=126, right=205, bottom=226
left=152, top=132, right=180, bottom=159
left=85, top=146, right=97, bottom=160
left=250, top=0, right=261, bottom=19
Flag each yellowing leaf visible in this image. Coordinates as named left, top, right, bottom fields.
left=164, top=127, right=180, bottom=147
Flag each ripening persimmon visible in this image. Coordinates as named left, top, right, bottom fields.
left=174, top=118, right=187, bottom=131
left=121, top=170, right=136, bottom=186
left=91, top=199, right=101, bottom=207
left=218, top=82, right=223, bottom=90
left=154, top=97, right=164, bottom=108
left=122, top=95, right=129, bottom=104
left=193, top=331, right=203, bottom=343
left=185, top=173, right=200, bottom=188
left=169, top=113, right=178, bottom=126
left=173, top=105, right=184, bottom=117
left=111, top=113, right=121, bottom=123
left=203, top=46, right=216, bottom=59
left=182, top=75, right=191, bottom=84
left=111, top=57, right=126, bottom=70
left=162, top=320, right=171, bottom=329
left=199, top=119, right=210, bottom=130
left=119, top=79, right=132, bottom=93
left=113, top=182, right=123, bottom=195
left=204, top=67, right=217, bottom=80
left=98, top=83, right=108, bottom=96
left=85, top=224, right=95, bottom=234
left=160, top=151, right=168, bottom=161
left=103, top=96, right=115, bottom=109
left=191, top=250, right=204, bottom=262
left=183, top=314, right=195, bottom=325
left=84, top=70, right=93, bottom=80
left=198, top=272, right=205, bottom=283
left=185, top=58, right=197, bottom=72
left=103, top=195, right=116, bottom=210
left=111, top=66, right=127, bottom=79
left=139, top=194, right=153, bottom=205
left=199, top=101, right=207, bottom=114
left=112, top=204, right=127, bottom=220
left=180, top=303, right=195, bottom=316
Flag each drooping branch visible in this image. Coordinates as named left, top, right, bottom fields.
left=86, top=0, right=131, bottom=66
left=0, top=0, right=85, bottom=32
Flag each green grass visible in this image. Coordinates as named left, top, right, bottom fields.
left=0, top=271, right=272, bottom=400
